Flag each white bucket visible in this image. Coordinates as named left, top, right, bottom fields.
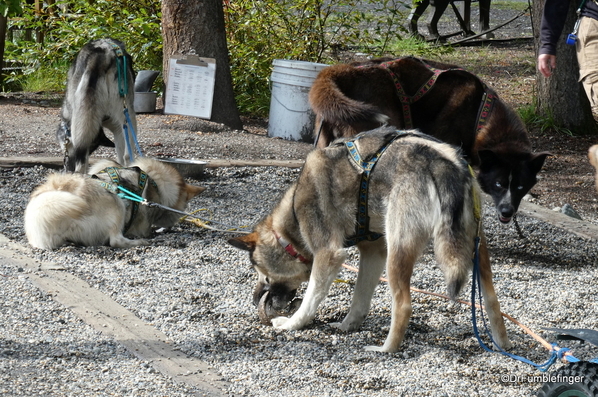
left=267, top=59, right=328, bottom=142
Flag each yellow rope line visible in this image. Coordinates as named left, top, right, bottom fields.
left=180, top=208, right=250, bottom=234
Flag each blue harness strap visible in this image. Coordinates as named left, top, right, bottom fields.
left=343, top=132, right=406, bottom=247
left=471, top=236, right=580, bottom=371
left=109, top=41, right=143, bottom=159
left=109, top=42, right=128, bottom=97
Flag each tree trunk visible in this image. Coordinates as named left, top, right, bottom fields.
left=532, top=0, right=597, bottom=135
left=161, top=0, right=243, bottom=130
left=0, top=16, right=7, bottom=86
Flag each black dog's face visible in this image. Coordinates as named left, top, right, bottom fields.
left=477, top=150, right=549, bottom=224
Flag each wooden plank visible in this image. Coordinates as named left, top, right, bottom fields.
left=481, top=194, right=598, bottom=241
left=2, top=156, right=595, bottom=240
left=0, top=156, right=304, bottom=169
left=0, top=235, right=229, bottom=396
left=0, top=156, right=64, bottom=169
left=517, top=199, right=598, bottom=241
left=204, top=158, right=304, bottom=168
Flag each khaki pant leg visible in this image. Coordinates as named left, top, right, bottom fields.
left=576, top=16, right=598, bottom=116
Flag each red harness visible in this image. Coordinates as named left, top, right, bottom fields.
left=377, top=57, right=496, bottom=135
left=273, top=230, right=311, bottom=264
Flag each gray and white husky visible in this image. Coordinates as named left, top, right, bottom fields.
left=57, top=38, right=138, bottom=173
left=229, top=126, right=511, bottom=353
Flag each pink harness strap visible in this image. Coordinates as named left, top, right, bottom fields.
left=356, top=57, right=498, bottom=145
left=380, top=59, right=447, bottom=129
left=475, top=87, right=498, bottom=135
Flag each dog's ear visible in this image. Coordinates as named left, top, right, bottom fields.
left=477, top=149, right=498, bottom=169
left=185, top=184, right=206, bottom=200
left=528, top=152, right=551, bottom=174
left=228, top=233, right=258, bottom=252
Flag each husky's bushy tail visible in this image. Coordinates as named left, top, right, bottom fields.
left=24, top=177, right=97, bottom=249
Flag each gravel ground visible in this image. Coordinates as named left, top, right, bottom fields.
left=1, top=99, right=598, bottom=396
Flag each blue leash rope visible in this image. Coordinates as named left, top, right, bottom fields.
left=123, top=107, right=143, bottom=159
left=111, top=41, right=143, bottom=160
left=471, top=236, right=579, bottom=371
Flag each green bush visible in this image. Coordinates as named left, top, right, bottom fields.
left=4, top=0, right=421, bottom=116
left=225, top=0, right=412, bottom=116
left=3, top=0, right=161, bottom=91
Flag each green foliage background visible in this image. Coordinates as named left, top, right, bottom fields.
left=224, top=0, right=411, bottom=115
left=0, top=0, right=21, bottom=17
left=3, top=0, right=416, bottom=116
left=3, top=0, right=161, bottom=90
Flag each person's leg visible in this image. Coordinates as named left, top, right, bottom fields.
left=576, top=16, right=598, bottom=119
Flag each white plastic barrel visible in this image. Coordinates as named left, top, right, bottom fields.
left=267, top=59, right=328, bottom=142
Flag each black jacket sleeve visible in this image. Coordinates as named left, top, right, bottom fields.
left=539, top=0, right=572, bottom=55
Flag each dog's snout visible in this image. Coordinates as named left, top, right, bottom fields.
left=252, top=281, right=270, bottom=306
left=252, top=281, right=297, bottom=310
left=498, top=204, right=514, bottom=224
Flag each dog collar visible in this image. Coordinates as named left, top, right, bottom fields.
left=475, top=88, right=497, bottom=135
left=273, top=231, right=311, bottom=264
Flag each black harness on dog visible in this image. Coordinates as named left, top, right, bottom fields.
left=93, top=166, right=156, bottom=233
left=380, top=57, right=497, bottom=135
left=343, top=131, right=414, bottom=247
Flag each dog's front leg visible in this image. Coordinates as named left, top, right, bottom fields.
left=332, top=240, right=386, bottom=332
left=110, top=233, right=149, bottom=248
left=272, top=249, right=346, bottom=330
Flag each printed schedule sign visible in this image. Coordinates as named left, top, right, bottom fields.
left=164, top=56, right=216, bottom=119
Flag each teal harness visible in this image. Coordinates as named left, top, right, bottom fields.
left=109, top=41, right=143, bottom=160
left=93, top=166, right=155, bottom=233
left=109, top=42, right=129, bottom=97
left=343, top=131, right=408, bottom=247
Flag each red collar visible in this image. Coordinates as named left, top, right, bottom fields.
left=273, top=231, right=311, bottom=264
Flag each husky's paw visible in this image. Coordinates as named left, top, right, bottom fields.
left=330, top=317, right=362, bottom=332
left=110, top=236, right=150, bottom=248
left=271, top=316, right=290, bottom=329
left=364, top=345, right=396, bottom=353
left=330, top=322, right=346, bottom=331
left=496, top=338, right=513, bottom=351
left=330, top=321, right=357, bottom=332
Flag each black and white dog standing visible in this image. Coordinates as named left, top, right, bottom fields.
left=57, top=38, right=138, bottom=173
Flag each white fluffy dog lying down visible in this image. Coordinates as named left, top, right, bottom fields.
left=25, top=157, right=205, bottom=249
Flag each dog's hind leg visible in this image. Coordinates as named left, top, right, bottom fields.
left=477, top=232, right=511, bottom=350
left=103, top=117, right=129, bottom=166
left=107, top=111, right=138, bottom=166
left=364, top=244, right=420, bottom=353
left=407, top=0, right=429, bottom=40
left=272, top=248, right=346, bottom=330
left=109, top=231, right=149, bottom=248
left=332, top=239, right=386, bottom=332
left=365, top=217, right=430, bottom=353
